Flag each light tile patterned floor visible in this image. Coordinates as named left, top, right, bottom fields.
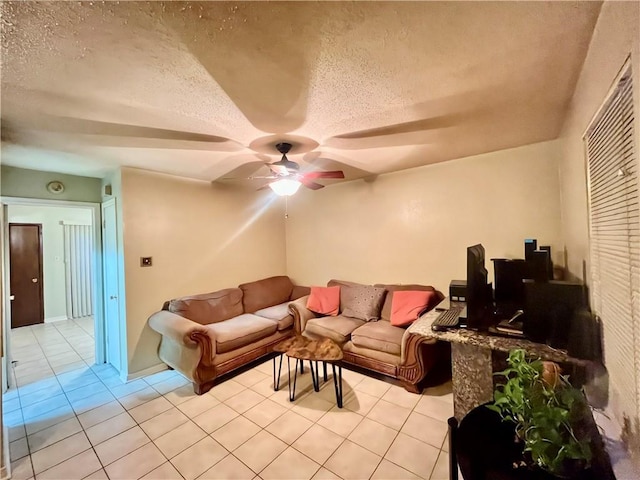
left=8, top=318, right=95, bottom=388
left=3, top=350, right=454, bottom=480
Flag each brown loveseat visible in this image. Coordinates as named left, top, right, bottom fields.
left=289, top=279, right=448, bottom=393
left=149, top=276, right=309, bottom=394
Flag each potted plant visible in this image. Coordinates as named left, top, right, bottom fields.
left=487, top=349, right=593, bottom=478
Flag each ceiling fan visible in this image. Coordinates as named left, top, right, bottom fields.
left=251, top=142, right=345, bottom=196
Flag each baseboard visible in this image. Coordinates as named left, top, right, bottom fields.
left=126, top=363, right=168, bottom=382
left=45, top=316, right=68, bottom=323
left=1, top=425, right=10, bottom=480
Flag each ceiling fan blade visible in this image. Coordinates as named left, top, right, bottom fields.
left=212, top=158, right=270, bottom=182
left=302, top=152, right=372, bottom=180
left=302, top=170, right=345, bottom=179
left=266, top=163, right=291, bottom=176
left=300, top=178, right=325, bottom=190
left=257, top=184, right=272, bottom=191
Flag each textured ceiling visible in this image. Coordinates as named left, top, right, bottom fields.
left=0, top=1, right=601, bottom=187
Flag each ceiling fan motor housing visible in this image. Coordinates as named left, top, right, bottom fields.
left=275, top=142, right=293, bottom=154
left=273, top=142, right=300, bottom=170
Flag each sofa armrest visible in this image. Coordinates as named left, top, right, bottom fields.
left=288, top=295, right=315, bottom=333
left=149, top=310, right=217, bottom=368
left=400, top=326, right=436, bottom=364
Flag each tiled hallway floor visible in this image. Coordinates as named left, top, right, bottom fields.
left=8, top=318, right=95, bottom=388
left=2, top=356, right=454, bottom=480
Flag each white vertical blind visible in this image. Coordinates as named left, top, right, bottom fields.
left=585, top=64, right=640, bottom=427
left=64, top=224, right=94, bottom=318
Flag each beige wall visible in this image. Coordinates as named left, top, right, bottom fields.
left=557, top=0, right=640, bottom=465
left=120, top=168, right=287, bottom=375
left=1, top=166, right=102, bottom=203
left=286, top=140, right=563, bottom=294
left=7, top=205, right=92, bottom=321
left=559, top=1, right=640, bottom=280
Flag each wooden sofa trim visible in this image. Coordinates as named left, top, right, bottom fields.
left=193, top=333, right=293, bottom=394
left=397, top=333, right=438, bottom=393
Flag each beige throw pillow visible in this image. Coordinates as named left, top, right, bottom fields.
left=341, top=285, right=387, bottom=321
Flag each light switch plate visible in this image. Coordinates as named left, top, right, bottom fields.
left=140, top=257, right=152, bottom=267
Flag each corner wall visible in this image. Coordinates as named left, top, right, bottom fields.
left=119, top=168, right=287, bottom=376
left=286, top=140, right=563, bottom=294
left=557, top=0, right=640, bottom=467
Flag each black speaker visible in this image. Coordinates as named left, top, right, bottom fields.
left=524, top=239, right=537, bottom=261
left=528, top=250, right=551, bottom=281
left=523, top=280, right=585, bottom=348
left=539, top=245, right=553, bottom=276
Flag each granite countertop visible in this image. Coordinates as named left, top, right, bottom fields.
left=409, top=309, right=591, bottom=366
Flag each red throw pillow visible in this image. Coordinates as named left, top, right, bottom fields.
left=307, top=286, right=340, bottom=316
left=390, top=290, right=435, bottom=327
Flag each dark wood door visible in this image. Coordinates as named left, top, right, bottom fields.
left=9, top=223, right=44, bottom=328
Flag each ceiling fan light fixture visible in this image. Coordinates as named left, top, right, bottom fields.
left=269, top=178, right=301, bottom=196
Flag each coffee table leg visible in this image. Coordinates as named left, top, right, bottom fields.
left=273, top=354, right=283, bottom=391
left=323, top=362, right=328, bottom=382
left=300, top=361, right=304, bottom=374
left=289, top=358, right=299, bottom=402
left=309, top=361, right=319, bottom=392
left=331, top=364, right=343, bottom=408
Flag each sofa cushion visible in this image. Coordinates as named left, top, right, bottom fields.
left=390, top=290, right=436, bottom=327
left=328, top=279, right=365, bottom=313
left=307, top=286, right=340, bottom=316
left=375, top=284, right=439, bottom=322
left=167, top=288, right=244, bottom=325
left=341, top=285, right=387, bottom=321
left=239, top=276, right=294, bottom=314
left=304, top=315, right=365, bottom=344
left=351, top=321, right=404, bottom=356
left=206, top=314, right=278, bottom=353
left=254, top=302, right=294, bottom=331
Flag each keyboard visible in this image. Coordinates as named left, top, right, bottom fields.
left=431, top=306, right=463, bottom=331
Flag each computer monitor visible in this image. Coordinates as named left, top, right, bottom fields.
left=492, top=258, right=528, bottom=314
left=466, top=244, right=492, bottom=328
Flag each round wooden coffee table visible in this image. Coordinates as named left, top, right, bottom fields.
left=273, top=335, right=344, bottom=407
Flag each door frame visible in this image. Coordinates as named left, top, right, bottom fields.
left=101, top=198, right=127, bottom=378
left=8, top=223, right=45, bottom=328
left=1, top=197, right=104, bottom=392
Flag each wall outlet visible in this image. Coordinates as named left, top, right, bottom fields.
left=140, top=257, right=153, bottom=267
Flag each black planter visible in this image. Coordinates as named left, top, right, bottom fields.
left=454, top=404, right=608, bottom=480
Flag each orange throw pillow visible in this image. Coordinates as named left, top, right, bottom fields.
left=390, top=290, right=435, bottom=327
left=307, top=286, right=340, bottom=316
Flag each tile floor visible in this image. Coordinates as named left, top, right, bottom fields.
left=3, top=354, right=454, bottom=480
left=8, top=318, right=95, bottom=388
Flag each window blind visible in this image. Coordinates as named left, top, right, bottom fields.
left=585, top=64, right=640, bottom=426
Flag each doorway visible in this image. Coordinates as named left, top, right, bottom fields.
left=9, top=223, right=44, bottom=328
left=1, top=199, right=104, bottom=392
left=102, top=198, right=123, bottom=373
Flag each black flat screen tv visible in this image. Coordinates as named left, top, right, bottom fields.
left=466, top=244, right=492, bottom=328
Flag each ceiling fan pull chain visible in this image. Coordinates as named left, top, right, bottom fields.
left=285, top=196, right=289, bottom=219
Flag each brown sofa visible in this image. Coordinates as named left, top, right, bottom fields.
left=149, top=275, right=309, bottom=394
left=289, top=279, right=448, bottom=393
